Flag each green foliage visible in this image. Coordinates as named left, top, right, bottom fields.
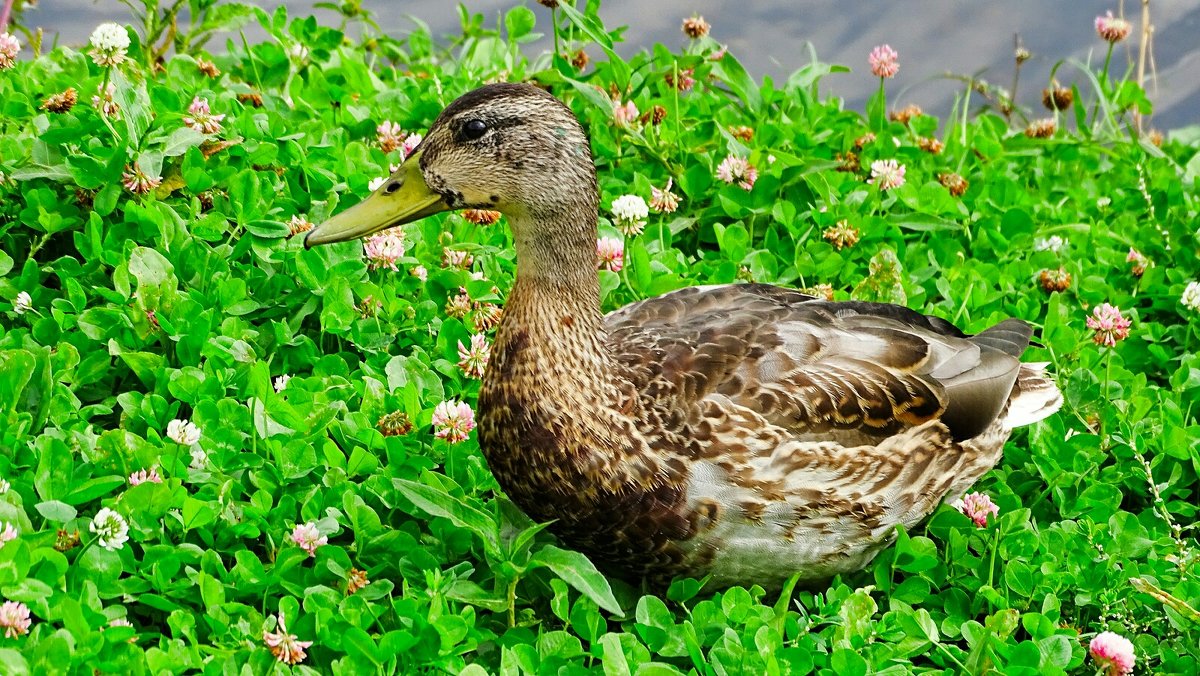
left=1, top=1, right=1198, bottom=673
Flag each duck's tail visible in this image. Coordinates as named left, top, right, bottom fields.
left=1003, top=362, right=1062, bottom=428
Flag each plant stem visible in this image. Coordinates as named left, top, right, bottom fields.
left=26, top=232, right=50, bottom=261
left=1103, top=349, right=1113, bottom=438
left=0, top=0, right=13, bottom=32
left=507, top=576, right=519, bottom=627
left=874, top=77, right=886, bottom=132
left=1135, top=0, right=1152, bottom=132
left=1009, top=34, right=1024, bottom=123
left=987, top=527, right=998, bottom=593
left=96, top=69, right=123, bottom=144
left=73, top=536, right=98, bottom=564
left=1100, top=43, right=1115, bottom=91
left=936, top=643, right=968, bottom=672
left=551, top=7, right=560, bottom=63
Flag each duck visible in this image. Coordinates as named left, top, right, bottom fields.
left=304, top=82, right=1063, bottom=588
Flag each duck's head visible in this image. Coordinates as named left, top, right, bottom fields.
left=305, top=82, right=598, bottom=249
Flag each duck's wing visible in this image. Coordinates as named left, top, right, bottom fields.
left=604, top=283, right=1060, bottom=584
left=606, top=283, right=1047, bottom=445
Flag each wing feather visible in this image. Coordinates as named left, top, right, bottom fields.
left=607, top=283, right=1038, bottom=443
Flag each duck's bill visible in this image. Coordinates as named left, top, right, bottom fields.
left=304, top=151, right=449, bottom=248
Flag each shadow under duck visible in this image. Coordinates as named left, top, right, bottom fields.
left=305, top=82, right=1062, bottom=588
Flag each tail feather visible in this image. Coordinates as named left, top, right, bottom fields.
left=1004, top=362, right=1062, bottom=428
left=971, top=318, right=1034, bottom=358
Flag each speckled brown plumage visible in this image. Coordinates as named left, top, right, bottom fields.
left=315, top=82, right=1064, bottom=588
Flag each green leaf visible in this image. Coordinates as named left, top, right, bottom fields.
left=34, top=500, right=77, bottom=523
left=887, top=212, right=963, bottom=232
left=244, top=220, right=290, bottom=239
left=627, top=239, right=652, bottom=293
left=196, top=2, right=271, bottom=34
left=197, top=571, right=226, bottom=608
left=342, top=627, right=382, bottom=666
left=0, top=350, right=36, bottom=417
left=393, top=477, right=498, bottom=552
left=1107, top=512, right=1153, bottom=559
left=712, top=53, right=762, bottom=112
left=1037, top=634, right=1073, bottom=669
left=892, top=527, right=938, bottom=573
left=128, top=246, right=178, bottom=309
left=556, top=3, right=614, bottom=52
left=830, top=648, right=868, bottom=676
left=0, top=649, right=30, bottom=675
left=76, top=545, right=124, bottom=591
left=67, top=154, right=108, bottom=189
left=33, top=437, right=72, bottom=501
left=598, top=634, right=633, bottom=676
left=111, top=342, right=166, bottom=387
left=531, top=544, right=623, bottom=616
left=504, top=6, right=536, bottom=41
left=1004, top=560, right=1035, bottom=597
left=834, top=586, right=878, bottom=648
left=111, top=69, right=152, bottom=145
left=561, top=74, right=619, bottom=114
left=181, top=496, right=217, bottom=531
left=160, top=127, right=208, bottom=157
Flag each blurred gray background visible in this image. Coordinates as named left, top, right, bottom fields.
left=19, top=0, right=1200, bottom=130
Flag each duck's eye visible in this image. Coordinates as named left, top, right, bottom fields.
left=462, top=119, right=488, bottom=140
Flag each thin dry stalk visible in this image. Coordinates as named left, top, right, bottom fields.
left=1135, top=0, right=1153, bottom=132
left=1010, top=33, right=1029, bottom=122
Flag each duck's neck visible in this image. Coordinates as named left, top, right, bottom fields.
left=479, top=206, right=648, bottom=501
left=493, top=207, right=608, bottom=370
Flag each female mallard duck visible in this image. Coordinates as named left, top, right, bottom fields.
left=305, top=83, right=1062, bottom=587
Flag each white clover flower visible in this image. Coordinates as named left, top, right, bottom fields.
left=0, top=32, right=20, bottom=71
left=183, top=97, right=225, bottom=135
left=189, top=446, right=209, bottom=469
left=263, top=611, right=313, bottom=665
left=128, top=467, right=162, bottom=486
left=166, top=419, right=201, bottom=445
left=0, top=522, right=18, bottom=545
left=88, top=23, right=130, bottom=67
left=287, top=43, right=310, bottom=64
left=1182, top=281, right=1200, bottom=312
left=610, top=194, right=649, bottom=236
left=108, top=617, right=133, bottom=631
left=364, top=230, right=406, bottom=271
left=274, top=375, right=290, bottom=393
left=611, top=194, right=649, bottom=223
left=90, top=23, right=131, bottom=51
left=716, top=155, right=759, bottom=191
left=457, top=334, right=491, bottom=379
left=376, top=120, right=405, bottom=151
left=868, top=159, right=906, bottom=191
left=92, top=82, right=121, bottom=118
left=290, top=522, right=327, bottom=557
left=401, top=132, right=423, bottom=158
left=89, top=508, right=129, bottom=551
left=1033, top=235, right=1066, bottom=253
left=0, top=478, right=9, bottom=494
left=432, top=400, right=476, bottom=443
left=12, top=291, right=31, bottom=315
left=0, top=600, right=31, bottom=638
left=649, top=179, right=680, bottom=213
left=368, top=176, right=386, bottom=192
